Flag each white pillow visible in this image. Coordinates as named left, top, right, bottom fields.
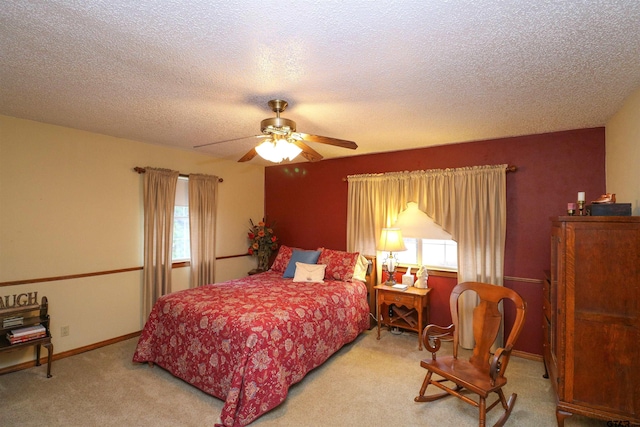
left=293, top=262, right=327, bottom=283
left=352, top=254, right=370, bottom=282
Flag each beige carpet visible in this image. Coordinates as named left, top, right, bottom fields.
left=0, top=328, right=607, bottom=426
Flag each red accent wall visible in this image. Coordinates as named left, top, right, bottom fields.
left=265, top=128, right=606, bottom=355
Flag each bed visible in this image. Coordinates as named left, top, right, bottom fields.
left=133, top=247, right=375, bottom=427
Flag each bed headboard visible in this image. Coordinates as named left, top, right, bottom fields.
left=363, top=255, right=377, bottom=323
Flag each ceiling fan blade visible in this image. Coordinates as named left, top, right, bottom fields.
left=238, top=147, right=258, bottom=162
left=290, top=140, right=323, bottom=162
left=295, top=133, right=357, bottom=150
left=194, top=135, right=267, bottom=149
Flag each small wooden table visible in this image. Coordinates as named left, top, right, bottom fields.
left=248, top=268, right=266, bottom=276
left=375, top=285, right=431, bottom=350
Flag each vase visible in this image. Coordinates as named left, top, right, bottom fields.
left=258, top=252, right=270, bottom=271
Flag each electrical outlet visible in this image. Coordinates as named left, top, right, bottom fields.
left=61, top=325, right=69, bottom=337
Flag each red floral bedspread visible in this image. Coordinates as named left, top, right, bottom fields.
left=132, top=270, right=370, bottom=426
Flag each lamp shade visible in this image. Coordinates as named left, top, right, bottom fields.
left=377, top=228, right=407, bottom=252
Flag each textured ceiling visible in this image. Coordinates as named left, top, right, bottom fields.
left=2, top=1, right=640, bottom=165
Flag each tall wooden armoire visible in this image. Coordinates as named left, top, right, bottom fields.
left=543, top=216, right=639, bottom=426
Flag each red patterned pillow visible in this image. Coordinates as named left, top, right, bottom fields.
left=270, top=245, right=300, bottom=273
left=317, top=249, right=360, bottom=281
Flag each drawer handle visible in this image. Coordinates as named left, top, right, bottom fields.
left=394, top=296, right=401, bottom=302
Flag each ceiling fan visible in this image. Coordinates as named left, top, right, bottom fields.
left=194, top=99, right=358, bottom=163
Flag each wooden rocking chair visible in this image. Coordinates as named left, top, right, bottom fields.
left=415, top=282, right=527, bottom=427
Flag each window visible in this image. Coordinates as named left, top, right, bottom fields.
left=172, top=177, right=190, bottom=261
left=396, top=237, right=458, bottom=271
left=392, top=202, right=458, bottom=271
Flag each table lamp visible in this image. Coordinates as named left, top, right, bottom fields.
left=377, top=228, right=407, bottom=285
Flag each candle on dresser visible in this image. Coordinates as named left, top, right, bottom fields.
left=577, top=192, right=586, bottom=215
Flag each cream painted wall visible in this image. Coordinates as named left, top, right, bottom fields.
left=0, top=115, right=264, bottom=369
left=606, top=86, right=640, bottom=215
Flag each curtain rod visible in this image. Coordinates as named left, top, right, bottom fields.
left=133, top=167, right=223, bottom=182
left=342, top=164, right=517, bottom=182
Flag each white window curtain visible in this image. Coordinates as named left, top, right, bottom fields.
left=143, top=167, right=179, bottom=318
left=347, top=164, right=507, bottom=348
left=188, top=173, right=219, bottom=287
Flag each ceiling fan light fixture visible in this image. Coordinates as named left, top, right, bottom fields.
left=195, top=99, right=356, bottom=163
left=255, top=138, right=302, bottom=163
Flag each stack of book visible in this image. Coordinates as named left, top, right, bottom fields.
left=7, top=324, right=46, bottom=344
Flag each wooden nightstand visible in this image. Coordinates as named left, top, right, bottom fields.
left=375, top=285, right=431, bottom=350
